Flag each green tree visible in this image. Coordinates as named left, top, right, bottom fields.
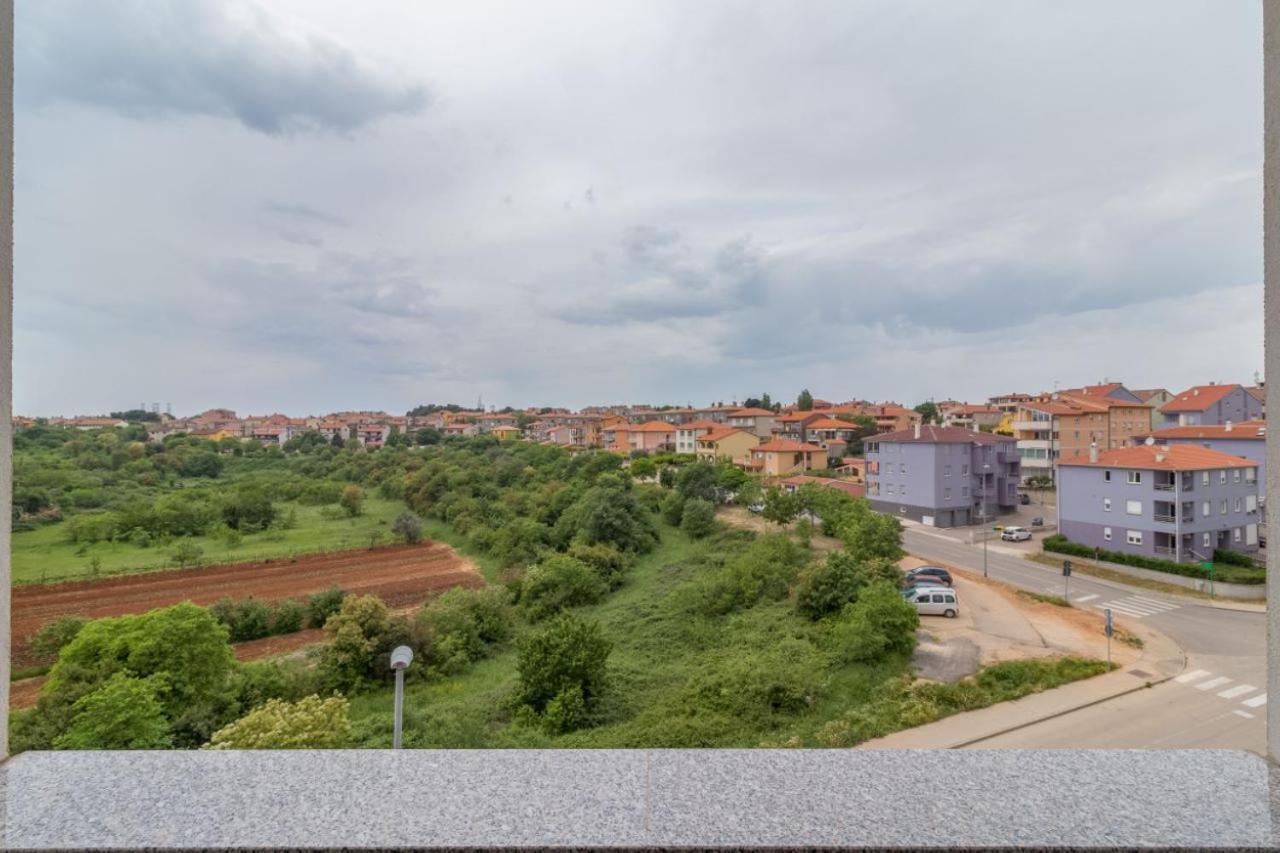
left=339, top=484, right=364, bottom=517
left=515, top=614, right=611, bottom=733
left=52, top=673, right=171, bottom=750
left=31, top=616, right=87, bottom=661
left=629, top=456, right=657, bottom=479
left=660, top=490, right=686, bottom=526
left=797, top=389, right=814, bottom=411
left=206, top=695, right=351, bottom=750
left=761, top=486, right=800, bottom=526
left=520, top=555, right=606, bottom=620
left=307, top=585, right=346, bottom=628
left=913, top=401, right=939, bottom=424
left=391, top=510, right=424, bottom=544
left=680, top=498, right=716, bottom=539
left=675, top=461, right=719, bottom=502
left=837, top=506, right=904, bottom=562
left=320, top=595, right=407, bottom=691
left=416, top=586, right=514, bottom=674
left=829, top=580, right=919, bottom=662
left=221, top=487, right=276, bottom=532
left=171, top=539, right=204, bottom=567
left=794, top=550, right=889, bottom=620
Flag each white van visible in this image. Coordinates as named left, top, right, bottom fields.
left=907, top=587, right=959, bottom=618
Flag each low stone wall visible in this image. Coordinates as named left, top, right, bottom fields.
left=1045, top=553, right=1266, bottom=600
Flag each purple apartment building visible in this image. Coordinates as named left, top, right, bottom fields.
left=865, top=425, right=1020, bottom=527
left=1158, top=383, right=1263, bottom=428
left=1057, top=443, right=1261, bottom=562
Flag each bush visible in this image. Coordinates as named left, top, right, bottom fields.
left=1213, top=548, right=1257, bottom=568
left=692, top=534, right=809, bottom=616
left=31, top=616, right=87, bottom=661
left=683, top=638, right=827, bottom=725
left=171, top=539, right=204, bottom=567
left=391, top=510, right=424, bottom=544
left=271, top=598, right=306, bottom=634
left=515, top=614, right=611, bottom=732
left=827, top=581, right=919, bottom=663
left=307, top=585, right=346, bottom=628
left=209, top=596, right=273, bottom=642
left=680, top=498, right=717, bottom=539
left=675, top=462, right=719, bottom=502
left=52, top=673, right=172, bottom=750
left=206, top=695, right=351, bottom=750
left=520, top=555, right=606, bottom=620
left=566, top=542, right=632, bottom=590
left=339, top=484, right=364, bottom=517
left=660, top=491, right=686, bottom=526
left=319, top=594, right=409, bottom=691
left=490, top=517, right=550, bottom=567
left=1043, top=535, right=1265, bottom=585
left=415, top=586, right=514, bottom=674
left=795, top=551, right=874, bottom=620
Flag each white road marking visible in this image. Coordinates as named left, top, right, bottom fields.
left=1195, top=677, right=1232, bottom=691
left=1174, top=669, right=1210, bottom=684
left=1234, top=710, right=1256, bottom=719
left=1243, top=693, right=1268, bottom=708
left=1099, top=602, right=1155, bottom=618
left=1218, top=684, right=1258, bottom=699
left=1110, top=601, right=1165, bottom=615
left=1074, top=594, right=1100, bottom=603
left=1126, top=595, right=1179, bottom=610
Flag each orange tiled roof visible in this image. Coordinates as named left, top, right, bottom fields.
left=727, top=407, right=775, bottom=418
left=633, top=420, right=676, bottom=433
left=1137, top=421, right=1265, bottom=440
left=1160, top=384, right=1242, bottom=413
left=697, top=427, right=753, bottom=443
left=1059, top=444, right=1257, bottom=471
left=678, top=420, right=723, bottom=431
left=755, top=439, right=825, bottom=453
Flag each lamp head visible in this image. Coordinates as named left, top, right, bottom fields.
left=390, top=645, right=414, bottom=671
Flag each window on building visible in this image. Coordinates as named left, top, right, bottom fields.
left=1126, top=530, right=1142, bottom=545
left=1104, top=470, right=1111, bottom=481
left=1103, top=527, right=1112, bottom=541
left=901, top=463, right=908, bottom=474
left=1233, top=469, right=1241, bottom=483
left=1103, top=498, right=1112, bottom=512
left=961, top=486, right=970, bottom=497
left=901, top=485, right=907, bottom=496
left=1203, top=532, right=1212, bottom=548
left=961, top=464, right=969, bottom=475
left=1125, top=500, right=1141, bottom=515
left=1247, top=494, right=1258, bottom=512
left=944, top=487, right=951, bottom=501
left=1220, top=470, right=1227, bottom=484
left=1202, top=471, right=1210, bottom=486
left=1127, top=471, right=1142, bottom=485
left=944, top=465, right=951, bottom=477
left=1202, top=501, right=1211, bottom=517
left=1234, top=527, right=1242, bottom=543
left=1221, top=499, right=1228, bottom=515
left=1246, top=468, right=1257, bottom=483
left=1234, top=498, right=1242, bottom=513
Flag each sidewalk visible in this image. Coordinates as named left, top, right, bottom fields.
left=857, top=618, right=1184, bottom=750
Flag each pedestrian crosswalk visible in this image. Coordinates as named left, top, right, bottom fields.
left=1086, top=594, right=1180, bottom=619
left=1171, top=669, right=1265, bottom=716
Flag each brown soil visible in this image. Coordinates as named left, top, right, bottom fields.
left=11, top=541, right=484, bottom=669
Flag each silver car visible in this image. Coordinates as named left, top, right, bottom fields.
left=1001, top=526, right=1032, bottom=542
left=906, top=587, right=959, bottom=617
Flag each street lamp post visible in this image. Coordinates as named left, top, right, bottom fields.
left=982, top=462, right=991, bottom=578
left=390, top=645, right=413, bottom=749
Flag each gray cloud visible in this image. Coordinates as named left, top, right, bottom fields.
left=264, top=201, right=349, bottom=227
left=17, top=0, right=428, bottom=134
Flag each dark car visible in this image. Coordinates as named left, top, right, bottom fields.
left=1030, top=516, right=1044, bottom=527
left=905, top=566, right=953, bottom=586
left=1019, top=493, right=1031, bottom=505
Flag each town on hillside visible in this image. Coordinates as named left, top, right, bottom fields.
left=20, top=378, right=1267, bottom=567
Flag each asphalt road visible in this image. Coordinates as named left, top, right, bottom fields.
left=901, top=526, right=1267, bottom=753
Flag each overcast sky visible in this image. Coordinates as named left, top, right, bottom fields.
left=15, top=0, right=1263, bottom=416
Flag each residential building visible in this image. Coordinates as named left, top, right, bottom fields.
left=357, top=424, right=391, bottom=447
left=250, top=425, right=293, bottom=446
left=1013, top=390, right=1152, bottom=484
left=1132, top=421, right=1266, bottom=499
left=490, top=425, right=522, bottom=440
left=745, top=439, right=827, bottom=476
left=694, top=427, right=760, bottom=464
left=775, top=412, right=826, bottom=442
left=803, top=416, right=860, bottom=461
left=988, top=393, right=1035, bottom=416
left=860, top=403, right=921, bottom=433
left=725, top=407, right=777, bottom=438
left=778, top=475, right=866, bottom=500
left=1158, top=383, right=1262, bottom=428
left=675, top=420, right=720, bottom=454
left=605, top=420, right=675, bottom=454
left=56, top=416, right=129, bottom=430
left=1133, top=388, right=1174, bottom=408
left=1057, top=443, right=1261, bottom=562
left=864, top=426, right=1020, bottom=528
left=941, top=404, right=1003, bottom=430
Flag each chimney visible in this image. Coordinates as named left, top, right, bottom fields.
left=1088, top=441, right=1098, bottom=464
left=913, top=422, right=921, bottom=440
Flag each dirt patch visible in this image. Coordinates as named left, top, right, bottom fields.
left=11, top=541, right=483, bottom=669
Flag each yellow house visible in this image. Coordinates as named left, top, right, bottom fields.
left=746, top=439, right=827, bottom=476
left=694, top=427, right=760, bottom=463
left=490, top=425, right=522, bottom=440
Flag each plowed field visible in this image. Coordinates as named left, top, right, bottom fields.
left=11, top=541, right=484, bottom=669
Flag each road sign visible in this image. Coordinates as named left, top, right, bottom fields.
left=1105, top=608, right=1113, bottom=637
left=1062, top=560, right=1072, bottom=577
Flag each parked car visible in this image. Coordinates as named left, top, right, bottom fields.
left=905, top=566, right=953, bottom=586
left=1019, top=493, right=1031, bottom=505
left=901, top=576, right=947, bottom=593
left=1030, top=516, right=1044, bottom=527
left=1001, top=526, right=1032, bottom=542
left=906, top=587, right=959, bottom=618
left=747, top=502, right=765, bottom=514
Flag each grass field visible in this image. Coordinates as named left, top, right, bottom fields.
left=12, top=498, right=406, bottom=585
left=346, top=521, right=1106, bottom=749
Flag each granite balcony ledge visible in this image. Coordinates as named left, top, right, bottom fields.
left=1, top=748, right=1277, bottom=850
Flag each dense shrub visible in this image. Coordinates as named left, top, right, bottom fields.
left=660, top=491, right=686, bottom=526
left=307, top=585, right=347, bottom=628
left=675, top=462, right=719, bottom=503
left=490, top=517, right=550, bottom=567
left=31, top=616, right=87, bottom=661
left=271, top=598, right=306, bottom=635
left=209, top=596, right=273, bottom=642
left=1213, top=548, right=1258, bottom=568
left=690, top=534, right=809, bottom=616
left=340, top=485, right=364, bottom=517
left=415, top=586, right=514, bottom=675
left=1043, top=535, right=1264, bottom=584
left=566, top=542, right=632, bottom=589
left=221, top=487, right=277, bottom=532
left=52, top=672, right=172, bottom=750
left=207, top=695, right=350, bottom=750
left=391, top=510, right=424, bottom=544
left=680, top=498, right=717, bottom=539
left=515, top=614, right=611, bottom=733
left=826, top=580, right=919, bottom=663
left=683, top=638, right=827, bottom=725
left=520, top=555, right=606, bottom=620
left=319, top=594, right=410, bottom=691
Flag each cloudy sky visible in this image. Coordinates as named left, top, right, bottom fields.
left=15, top=1, right=1263, bottom=416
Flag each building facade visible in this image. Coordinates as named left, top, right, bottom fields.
left=1057, top=444, right=1261, bottom=562
left=865, top=426, right=1021, bottom=527
left=1159, top=384, right=1263, bottom=428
